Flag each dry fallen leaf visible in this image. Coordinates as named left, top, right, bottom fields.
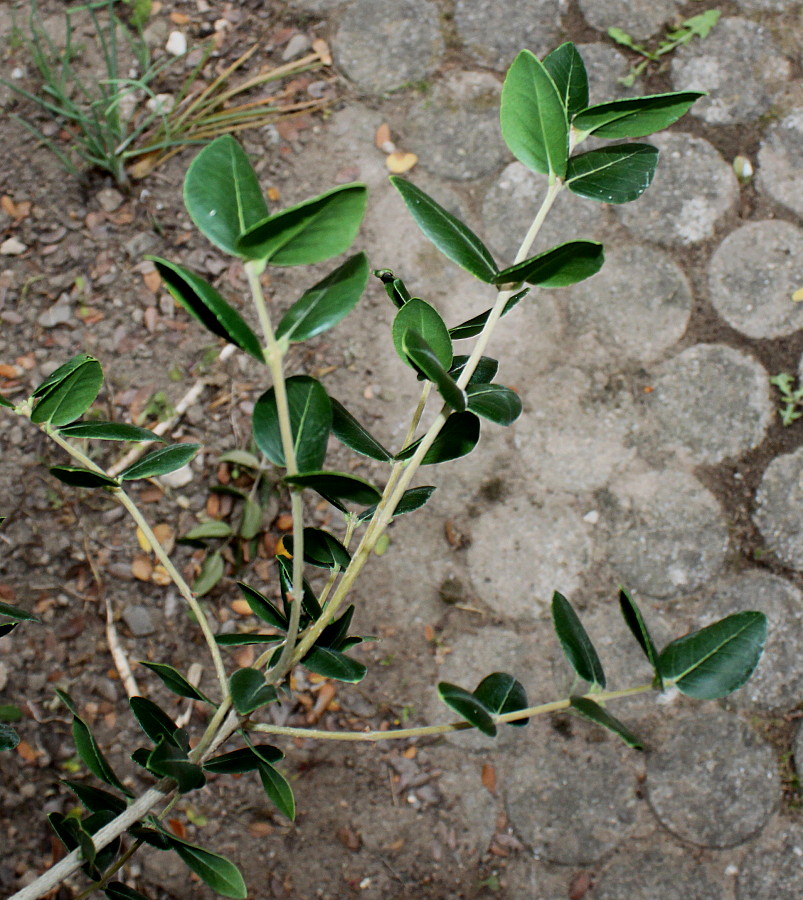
left=151, top=565, right=171, bottom=586
left=234, top=646, right=255, bottom=668
left=16, top=740, right=39, bottom=764
left=131, top=555, right=154, bottom=582
left=231, top=598, right=252, bottom=616
left=170, top=11, right=190, bottom=24
left=312, top=38, right=332, bottom=65
left=375, top=122, right=392, bottom=150
left=386, top=150, right=418, bottom=174
left=143, top=269, right=161, bottom=293
left=135, top=528, right=152, bottom=553
left=568, top=871, right=592, bottom=900
left=481, top=762, right=497, bottom=794
left=792, top=287, right=803, bottom=302
left=275, top=513, right=293, bottom=532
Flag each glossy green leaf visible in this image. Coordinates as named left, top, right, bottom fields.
left=237, top=183, right=367, bottom=266
left=543, top=42, right=589, bottom=118
left=392, top=298, right=452, bottom=371
left=192, top=550, right=224, bottom=597
left=32, top=354, right=94, bottom=398
left=150, top=258, right=263, bottom=361
left=0, top=600, right=41, bottom=623
left=437, top=682, right=496, bottom=737
left=0, top=624, right=16, bottom=638
left=168, top=837, right=248, bottom=899
left=618, top=588, right=663, bottom=689
left=183, top=134, right=269, bottom=257
left=303, top=645, right=367, bottom=683
left=147, top=737, right=206, bottom=793
left=500, top=49, right=568, bottom=178
left=184, top=521, right=233, bottom=541
left=105, top=881, right=151, bottom=900
left=375, top=268, right=412, bottom=308
left=396, top=412, right=481, bottom=465
left=63, top=780, right=127, bottom=815
left=276, top=253, right=369, bottom=342
left=659, top=611, right=767, bottom=699
left=284, top=470, right=382, bottom=506
left=129, top=697, right=183, bottom=748
left=277, top=556, right=322, bottom=618
left=466, top=384, right=522, bottom=426
left=127, top=822, right=173, bottom=850
left=49, top=466, right=119, bottom=489
left=215, top=633, right=283, bottom=646
left=572, top=91, right=705, bottom=139
left=330, top=398, right=393, bottom=462
left=357, top=485, right=436, bottom=522
left=229, top=668, right=278, bottom=715
left=449, top=356, right=499, bottom=385
left=284, top=527, right=351, bottom=569
left=448, top=289, right=529, bottom=340
left=58, top=422, right=164, bottom=442
left=0, top=394, right=13, bottom=409
left=203, top=744, right=283, bottom=774
left=403, top=330, right=466, bottom=412
left=389, top=177, right=498, bottom=282
left=316, top=604, right=355, bottom=650
left=473, top=673, right=529, bottom=727
left=494, top=241, right=604, bottom=287
left=566, top=144, right=658, bottom=204
left=569, top=697, right=643, bottom=750
left=140, top=662, right=210, bottom=703
left=252, top=376, right=331, bottom=472
left=31, top=357, right=103, bottom=426
left=551, top=592, right=606, bottom=688
left=258, top=762, right=296, bottom=821
left=236, top=582, right=287, bottom=630
left=0, top=723, right=19, bottom=752
left=119, top=443, right=199, bottom=481
left=47, top=812, right=89, bottom=862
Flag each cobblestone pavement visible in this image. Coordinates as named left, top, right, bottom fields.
left=288, top=0, right=803, bottom=895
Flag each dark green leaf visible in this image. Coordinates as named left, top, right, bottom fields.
left=32, top=354, right=94, bottom=398
left=316, top=604, right=355, bottom=650
left=119, top=444, right=199, bottom=481
left=192, top=550, right=224, bottom=597
left=551, top=592, right=606, bottom=688
left=49, top=466, right=119, bottom=489
left=618, top=588, right=662, bottom=689
left=473, top=673, right=529, bottom=727
left=184, top=521, right=233, bottom=541
left=237, top=184, right=367, bottom=266
left=183, top=134, right=269, bottom=257
left=437, top=682, right=496, bottom=737
left=277, top=556, right=322, bottom=619
left=402, top=331, right=467, bottom=412
left=330, top=398, right=393, bottom=462
left=0, top=394, right=13, bottom=409
left=543, top=42, right=589, bottom=118
left=303, top=646, right=367, bottom=683
left=140, top=662, right=210, bottom=703
left=569, top=697, right=644, bottom=749
left=0, top=623, right=16, bottom=638
left=31, top=357, right=103, bottom=426
left=150, top=258, right=263, bottom=361
left=392, top=298, right=452, bottom=371
left=146, top=738, right=206, bottom=793
left=129, top=697, right=182, bottom=747
left=494, top=241, right=604, bottom=287
left=105, top=881, right=151, bottom=900
left=566, top=144, right=658, bottom=204
left=215, top=633, right=283, bottom=646
left=128, top=822, right=173, bottom=850
left=229, top=668, right=278, bottom=715
left=500, top=49, right=568, bottom=178
left=375, top=268, right=412, bottom=308
left=572, top=91, right=705, bottom=139
left=284, top=471, right=382, bottom=506
left=389, top=177, right=498, bottom=282
left=659, top=611, right=768, bottom=699
left=167, top=837, right=248, bottom=898
left=466, top=384, right=522, bottom=426
left=63, top=704, right=129, bottom=794
left=203, top=744, right=283, bottom=774
left=258, top=762, right=296, bottom=821
left=58, top=422, right=164, bottom=442
left=47, top=812, right=83, bottom=857
left=285, top=527, right=351, bottom=569
left=236, top=582, right=287, bottom=630
left=357, top=485, right=436, bottom=522
left=252, top=375, right=331, bottom=472
left=396, top=412, right=481, bottom=465
left=0, top=601, right=40, bottom=623
left=63, top=780, right=127, bottom=815
left=0, top=723, right=20, bottom=752
left=0, top=704, right=22, bottom=721
left=276, top=253, right=369, bottom=342
left=449, top=356, right=498, bottom=385
left=448, top=289, right=529, bottom=340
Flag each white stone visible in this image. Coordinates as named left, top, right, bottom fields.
left=165, top=31, right=187, bottom=56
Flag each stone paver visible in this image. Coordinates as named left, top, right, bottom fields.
left=565, top=242, right=692, bottom=366
left=708, top=220, right=803, bottom=339
left=647, top=710, right=778, bottom=848
left=578, top=42, right=643, bottom=101
left=754, top=446, right=803, bottom=571
left=756, top=109, right=803, bottom=218
left=698, top=572, right=803, bottom=710
left=579, top=0, right=681, bottom=42
left=404, top=71, right=508, bottom=181
left=615, top=132, right=738, bottom=246
left=333, top=0, right=444, bottom=94
left=737, top=824, right=803, bottom=899
left=644, top=344, right=772, bottom=465
left=454, top=0, right=563, bottom=70
left=604, top=469, right=729, bottom=599
left=671, top=17, right=791, bottom=124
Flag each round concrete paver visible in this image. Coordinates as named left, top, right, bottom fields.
left=615, top=132, right=738, bottom=246
left=737, top=825, right=803, bottom=900
left=467, top=495, right=592, bottom=618
left=506, top=736, right=639, bottom=864
left=454, top=0, right=563, bottom=70
left=754, top=446, right=803, bottom=571
left=565, top=242, right=692, bottom=367
left=605, top=469, right=729, bottom=599
left=647, top=710, right=778, bottom=848
left=579, top=0, right=681, bottom=42
left=334, top=0, right=444, bottom=94
left=405, top=71, right=507, bottom=181
left=698, top=572, right=803, bottom=711
left=708, top=220, right=803, bottom=340
left=595, top=842, right=726, bottom=900
left=671, top=17, right=791, bottom=125
left=646, top=344, right=772, bottom=465
left=757, top=109, right=803, bottom=218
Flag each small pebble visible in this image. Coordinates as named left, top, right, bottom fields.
left=166, top=31, right=187, bottom=56
left=158, top=463, right=194, bottom=489
left=96, top=188, right=124, bottom=213
left=282, top=33, right=311, bottom=61
left=0, top=237, right=26, bottom=256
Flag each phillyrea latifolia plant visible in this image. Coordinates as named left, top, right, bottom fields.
left=0, top=44, right=768, bottom=900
